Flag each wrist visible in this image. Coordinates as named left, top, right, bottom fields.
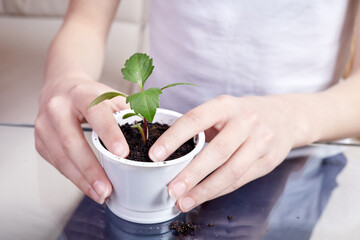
left=267, top=93, right=322, bottom=148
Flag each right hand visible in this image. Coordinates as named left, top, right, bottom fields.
left=35, top=74, right=129, bottom=204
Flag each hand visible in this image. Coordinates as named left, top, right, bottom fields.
left=149, top=95, right=314, bottom=212
left=35, top=74, right=129, bottom=204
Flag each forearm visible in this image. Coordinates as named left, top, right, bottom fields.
left=45, top=0, right=120, bottom=83
left=45, top=19, right=106, bottom=82
left=315, top=69, right=360, bottom=140
left=274, top=70, right=360, bottom=147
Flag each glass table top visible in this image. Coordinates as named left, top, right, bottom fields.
left=1, top=125, right=360, bottom=240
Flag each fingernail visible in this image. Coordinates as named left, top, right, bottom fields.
left=149, top=145, right=166, bottom=162
left=93, top=181, right=110, bottom=204
left=112, top=142, right=127, bottom=158
left=169, top=181, right=186, bottom=200
left=179, top=197, right=195, bottom=212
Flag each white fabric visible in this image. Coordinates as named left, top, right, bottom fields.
left=148, top=0, right=358, bottom=113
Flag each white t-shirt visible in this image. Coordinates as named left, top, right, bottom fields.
left=148, top=0, right=358, bottom=113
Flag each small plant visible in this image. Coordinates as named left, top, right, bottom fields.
left=88, top=53, right=196, bottom=143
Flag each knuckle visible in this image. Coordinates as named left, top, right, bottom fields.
left=215, top=95, right=236, bottom=112
left=233, top=174, right=249, bottom=190
left=34, top=117, right=44, bottom=134
left=218, top=95, right=236, bottom=105
left=183, top=168, right=202, bottom=187
left=261, top=125, right=275, bottom=143
left=247, top=112, right=260, bottom=129
left=82, top=165, right=102, bottom=184
left=86, top=101, right=105, bottom=116
left=228, top=156, right=252, bottom=180
left=196, top=187, right=212, bottom=201
left=49, top=152, right=68, bottom=170
left=82, top=183, right=94, bottom=197
left=211, top=141, right=229, bottom=160
left=68, top=83, right=106, bottom=112
left=260, top=154, right=277, bottom=172
left=54, top=161, right=67, bottom=176
left=229, top=182, right=241, bottom=192
left=86, top=96, right=112, bottom=117
left=69, top=83, right=97, bottom=112
left=82, top=165, right=95, bottom=179
left=46, top=96, right=63, bottom=115
left=34, top=117, right=41, bottom=129
left=61, top=135, right=76, bottom=153
left=67, top=83, right=84, bottom=98
left=183, top=110, right=201, bottom=129
left=228, top=162, right=244, bottom=181
left=216, top=95, right=233, bottom=104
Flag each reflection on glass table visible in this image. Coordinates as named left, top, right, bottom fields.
left=58, top=144, right=358, bottom=240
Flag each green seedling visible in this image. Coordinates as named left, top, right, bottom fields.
left=88, top=53, right=196, bottom=143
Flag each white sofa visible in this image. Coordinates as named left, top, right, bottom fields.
left=0, top=1, right=148, bottom=239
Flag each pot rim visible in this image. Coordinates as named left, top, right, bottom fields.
left=92, top=108, right=205, bottom=168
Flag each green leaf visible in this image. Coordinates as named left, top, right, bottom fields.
left=160, top=82, right=198, bottom=90
left=87, top=92, right=127, bottom=110
left=126, top=88, right=162, bottom=122
left=131, top=123, right=142, bottom=128
left=121, top=53, right=154, bottom=89
left=122, top=113, right=141, bottom=119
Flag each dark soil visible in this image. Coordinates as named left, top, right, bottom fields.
left=101, top=121, right=195, bottom=162
left=169, top=221, right=198, bottom=236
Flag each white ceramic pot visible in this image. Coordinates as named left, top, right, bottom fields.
left=92, top=108, right=205, bottom=224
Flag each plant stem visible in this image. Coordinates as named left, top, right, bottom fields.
left=143, top=118, right=149, bottom=141
left=134, top=124, right=146, bottom=143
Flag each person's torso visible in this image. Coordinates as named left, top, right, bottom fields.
left=148, top=0, right=358, bottom=113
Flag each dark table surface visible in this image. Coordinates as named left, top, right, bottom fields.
left=58, top=143, right=360, bottom=240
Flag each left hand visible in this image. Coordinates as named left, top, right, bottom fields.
left=149, top=94, right=315, bottom=212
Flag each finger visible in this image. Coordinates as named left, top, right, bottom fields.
left=201, top=122, right=277, bottom=197
left=41, top=138, right=98, bottom=202
left=35, top=117, right=108, bottom=203
left=46, top=99, right=112, bottom=202
left=176, top=137, right=264, bottom=212
left=167, top=119, right=250, bottom=200
left=77, top=98, right=130, bottom=124
left=210, top=154, right=282, bottom=200
left=69, top=84, right=130, bottom=157
left=149, top=95, right=235, bottom=162
left=84, top=102, right=129, bottom=157
left=107, top=95, right=130, bottom=112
